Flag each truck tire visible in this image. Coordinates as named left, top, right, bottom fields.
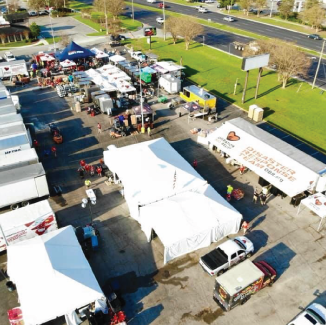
left=241, top=296, right=250, bottom=305
left=246, top=252, right=252, bottom=258
left=10, top=203, right=20, bottom=210
left=217, top=269, right=224, bottom=276
left=21, top=201, right=29, bottom=207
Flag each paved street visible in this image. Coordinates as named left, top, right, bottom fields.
left=0, top=72, right=326, bottom=325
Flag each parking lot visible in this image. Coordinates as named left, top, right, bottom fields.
left=1, top=77, right=326, bottom=325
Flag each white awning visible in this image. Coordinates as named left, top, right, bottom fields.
left=60, top=59, right=76, bottom=68
left=7, top=226, right=104, bottom=325
left=109, top=55, right=126, bottom=63
left=207, top=118, right=322, bottom=197
left=90, top=47, right=109, bottom=59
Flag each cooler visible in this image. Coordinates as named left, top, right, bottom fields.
left=91, top=235, right=99, bottom=251
left=8, top=308, right=24, bottom=325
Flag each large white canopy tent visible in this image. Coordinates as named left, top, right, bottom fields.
left=297, top=193, right=326, bottom=231
left=104, top=138, right=242, bottom=263
left=7, top=226, right=105, bottom=325
left=104, top=138, right=207, bottom=220
left=207, top=117, right=325, bottom=198
left=140, top=183, right=242, bottom=263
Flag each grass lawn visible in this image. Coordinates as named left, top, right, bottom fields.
left=126, top=37, right=326, bottom=151
left=0, top=40, right=35, bottom=47
left=46, top=36, right=61, bottom=44
left=165, top=0, right=198, bottom=6
left=69, top=0, right=92, bottom=10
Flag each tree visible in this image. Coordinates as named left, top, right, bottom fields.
left=0, top=33, right=6, bottom=44
left=23, top=30, right=30, bottom=40
left=60, top=33, right=71, bottom=47
left=28, top=0, right=46, bottom=11
left=245, top=38, right=310, bottom=88
left=8, top=0, right=19, bottom=13
left=178, top=17, right=203, bottom=50
left=219, top=0, right=232, bottom=9
left=279, top=0, right=294, bottom=19
left=300, top=4, right=325, bottom=31
left=166, top=17, right=180, bottom=45
left=30, top=22, right=41, bottom=39
left=239, top=0, right=252, bottom=16
left=108, top=17, right=121, bottom=36
left=254, top=0, right=266, bottom=17
left=305, top=0, right=319, bottom=10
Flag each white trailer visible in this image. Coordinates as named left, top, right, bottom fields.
left=0, top=113, right=23, bottom=127
left=159, top=75, right=181, bottom=94
left=0, top=200, right=57, bottom=252
left=0, top=60, right=28, bottom=79
left=0, top=104, right=16, bottom=117
left=0, top=148, right=38, bottom=172
left=0, top=163, right=49, bottom=209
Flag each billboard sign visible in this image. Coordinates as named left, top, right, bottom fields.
left=241, top=54, right=270, bottom=71
left=144, top=27, right=157, bottom=37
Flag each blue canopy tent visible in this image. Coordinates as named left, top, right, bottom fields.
left=58, top=41, right=95, bottom=61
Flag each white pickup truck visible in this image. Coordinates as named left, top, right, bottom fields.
left=131, top=51, right=147, bottom=62
left=199, top=236, right=254, bottom=276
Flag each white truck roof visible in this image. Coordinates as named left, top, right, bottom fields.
left=0, top=123, right=25, bottom=138
left=0, top=200, right=54, bottom=231
left=216, top=259, right=264, bottom=296
left=0, top=105, right=16, bottom=116
left=0, top=163, right=45, bottom=187
left=0, top=148, right=38, bottom=170
left=0, top=133, right=30, bottom=152
left=219, top=240, right=241, bottom=256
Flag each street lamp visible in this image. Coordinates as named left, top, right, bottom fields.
left=269, top=0, right=274, bottom=18
left=81, top=197, right=96, bottom=222
left=162, top=0, right=166, bottom=41
left=132, top=0, right=134, bottom=20
left=138, top=62, right=145, bottom=133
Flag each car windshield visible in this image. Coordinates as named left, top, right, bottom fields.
left=233, top=239, right=246, bottom=250
left=306, top=308, right=326, bottom=325
left=7, top=54, right=13, bottom=58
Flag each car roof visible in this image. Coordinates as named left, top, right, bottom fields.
left=219, top=240, right=241, bottom=255
left=293, top=304, right=326, bottom=325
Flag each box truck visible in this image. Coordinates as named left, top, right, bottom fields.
left=0, top=113, right=23, bottom=127
left=0, top=148, right=38, bottom=172
left=0, top=200, right=57, bottom=251
left=0, top=163, right=49, bottom=209
left=0, top=60, right=28, bottom=79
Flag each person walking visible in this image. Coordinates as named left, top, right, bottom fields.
left=147, top=126, right=151, bottom=137
left=51, top=146, right=57, bottom=157
left=78, top=167, right=85, bottom=179
left=260, top=194, right=267, bottom=206
left=97, top=123, right=102, bottom=134
left=96, top=165, right=102, bottom=177
left=239, top=164, right=245, bottom=175
left=241, top=221, right=250, bottom=235
left=85, top=179, right=91, bottom=189
left=253, top=187, right=259, bottom=204
left=80, top=160, right=86, bottom=168
left=227, top=184, right=234, bottom=195
left=84, top=164, right=90, bottom=174
left=193, top=159, right=198, bottom=169
left=33, top=139, right=39, bottom=149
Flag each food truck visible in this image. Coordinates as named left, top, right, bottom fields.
left=213, top=259, right=276, bottom=311
left=180, top=85, right=217, bottom=109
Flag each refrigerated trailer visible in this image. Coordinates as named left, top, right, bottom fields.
left=0, top=200, right=57, bottom=251
left=0, top=148, right=38, bottom=172
left=0, top=163, right=49, bottom=209
left=0, top=113, right=23, bottom=127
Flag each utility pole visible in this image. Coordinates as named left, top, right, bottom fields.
left=104, top=0, right=109, bottom=35
left=163, top=0, right=166, bottom=41
left=269, top=0, right=274, bottom=18
left=132, top=0, right=134, bottom=20
left=312, top=39, right=325, bottom=89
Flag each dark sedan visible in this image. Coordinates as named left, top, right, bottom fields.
left=308, top=34, right=323, bottom=40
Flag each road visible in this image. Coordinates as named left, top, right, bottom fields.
left=129, top=5, right=326, bottom=88
left=133, top=0, right=325, bottom=52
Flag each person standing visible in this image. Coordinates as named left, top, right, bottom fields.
left=147, top=126, right=151, bottom=137
left=193, top=159, right=198, bottom=169
left=78, top=167, right=85, bottom=179
left=252, top=187, right=259, bottom=204
left=227, top=184, right=234, bottom=195
left=51, top=146, right=57, bottom=157
left=80, top=160, right=86, bottom=168
left=241, top=221, right=250, bottom=235
left=96, top=165, right=102, bottom=177
left=97, top=123, right=102, bottom=134
left=33, top=139, right=39, bottom=149
left=85, top=179, right=91, bottom=189
left=84, top=164, right=90, bottom=174
left=239, top=164, right=245, bottom=175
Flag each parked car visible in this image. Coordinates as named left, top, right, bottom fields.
left=38, top=10, right=49, bottom=15
left=199, top=236, right=254, bottom=276
left=308, top=34, right=322, bottom=40
left=223, top=16, right=235, bottom=21
left=28, top=10, right=38, bottom=16
left=195, top=5, right=203, bottom=9
left=198, top=7, right=208, bottom=12
left=205, top=0, right=215, bottom=3
left=131, top=51, right=147, bottom=62
left=110, top=34, right=126, bottom=41
left=3, top=51, right=16, bottom=62
left=156, top=17, right=164, bottom=24
left=146, top=0, right=156, bottom=3
left=287, top=303, right=326, bottom=325
left=158, top=3, right=167, bottom=8
left=17, top=7, right=27, bottom=12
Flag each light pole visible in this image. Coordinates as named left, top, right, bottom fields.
left=138, top=62, right=145, bottom=133
left=163, top=0, right=166, bottom=41
left=132, top=0, right=134, bottom=20
left=104, top=0, right=109, bottom=35
left=81, top=197, right=96, bottom=223
left=312, top=39, right=326, bottom=89
left=269, top=0, right=274, bottom=18
left=49, top=12, right=56, bottom=51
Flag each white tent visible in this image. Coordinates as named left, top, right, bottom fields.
left=7, top=226, right=105, bottom=325
left=140, top=184, right=242, bottom=263
left=104, top=138, right=207, bottom=220
left=207, top=118, right=324, bottom=197
left=60, top=59, right=76, bottom=68
left=90, top=47, right=109, bottom=59
left=109, top=55, right=126, bottom=63
left=297, top=193, right=326, bottom=231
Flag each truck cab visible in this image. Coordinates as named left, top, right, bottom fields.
left=213, top=259, right=277, bottom=311
left=199, top=236, right=254, bottom=276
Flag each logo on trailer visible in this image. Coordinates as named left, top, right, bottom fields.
left=227, top=131, right=240, bottom=141
left=68, top=51, right=84, bottom=55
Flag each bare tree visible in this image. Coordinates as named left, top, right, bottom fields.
left=245, top=38, right=310, bottom=88
left=166, top=17, right=180, bottom=44
left=279, top=0, right=294, bottom=19
left=60, top=33, right=71, bottom=47
left=239, top=0, right=252, bottom=16
left=108, top=18, right=121, bottom=36
left=300, top=5, right=325, bottom=32
left=28, top=0, right=46, bottom=11
left=254, top=0, right=266, bottom=17
left=23, top=30, right=30, bottom=40
left=8, top=0, right=19, bottom=12
left=305, top=0, right=319, bottom=10
left=178, top=17, right=203, bottom=50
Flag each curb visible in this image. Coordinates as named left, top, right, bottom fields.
left=0, top=40, right=47, bottom=50
left=71, top=16, right=98, bottom=33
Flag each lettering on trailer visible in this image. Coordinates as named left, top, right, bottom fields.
left=233, top=277, right=263, bottom=302
left=68, top=51, right=84, bottom=55
left=5, top=148, right=21, bottom=155
left=239, top=146, right=296, bottom=183
left=6, top=229, right=28, bottom=243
